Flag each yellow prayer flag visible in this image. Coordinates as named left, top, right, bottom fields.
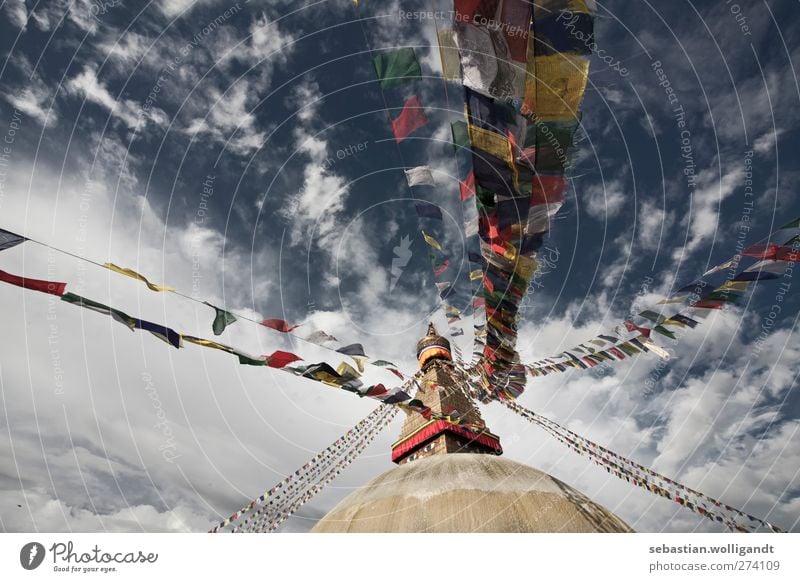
left=467, top=123, right=513, bottom=166
left=469, top=269, right=483, bottom=281
left=181, top=335, right=237, bottom=355
left=657, top=295, right=689, bottom=305
left=422, top=230, right=442, bottom=251
left=531, top=53, right=590, bottom=121
left=336, top=361, right=361, bottom=379
left=716, top=280, right=749, bottom=292
left=104, top=263, right=175, bottom=292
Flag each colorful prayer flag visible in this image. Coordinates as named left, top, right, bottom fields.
left=336, top=343, right=367, bottom=357
left=103, top=263, right=175, bottom=292
left=373, top=48, right=422, bottom=89
left=415, top=202, right=443, bottom=220
left=0, top=228, right=26, bottom=251
left=264, top=350, right=302, bottom=368
left=0, top=269, right=66, bottom=296
left=422, top=230, right=442, bottom=251
left=391, top=95, right=428, bottom=143
left=261, top=318, right=301, bottom=333
left=404, top=166, right=435, bottom=187
left=204, top=302, right=237, bottom=335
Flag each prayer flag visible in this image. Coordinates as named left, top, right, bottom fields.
left=702, top=259, right=737, bottom=277
left=391, top=95, right=428, bottom=142
left=204, top=302, right=237, bottom=335
left=653, top=325, right=677, bottom=339
left=422, top=230, right=442, bottom=251
left=61, top=292, right=135, bottom=329
left=405, top=166, right=435, bottom=187
left=639, top=310, right=666, bottom=325
left=641, top=338, right=671, bottom=360
left=459, top=170, right=476, bottom=201
left=336, top=343, right=367, bottom=357
left=437, top=28, right=461, bottom=81
left=261, top=318, right=300, bottom=332
left=779, top=217, right=800, bottom=229
left=265, top=350, right=302, bottom=368
left=0, top=268, right=66, bottom=296
left=135, top=319, right=183, bottom=349
left=103, top=263, right=175, bottom=292
left=434, top=260, right=450, bottom=276
left=742, top=243, right=778, bottom=260
left=306, top=330, right=338, bottom=344
left=624, top=320, right=651, bottom=338
left=415, top=202, right=443, bottom=220
left=665, top=314, right=699, bottom=328
left=451, top=121, right=469, bottom=150
left=733, top=260, right=787, bottom=281
left=0, top=228, right=26, bottom=251
left=373, top=48, right=421, bottom=89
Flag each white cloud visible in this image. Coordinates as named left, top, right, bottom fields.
left=584, top=177, right=627, bottom=220
left=65, top=67, right=167, bottom=130
left=680, top=164, right=743, bottom=255
left=753, top=129, right=784, bottom=156
left=2, top=0, right=28, bottom=29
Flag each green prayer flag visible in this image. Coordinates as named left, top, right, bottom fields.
left=653, top=325, right=677, bottom=340
left=451, top=121, right=469, bottom=151
left=779, top=217, right=800, bottom=230
left=372, top=47, right=421, bottom=89
left=204, top=302, right=237, bottom=335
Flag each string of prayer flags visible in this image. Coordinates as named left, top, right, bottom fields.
left=261, top=318, right=301, bottom=333
left=0, top=228, right=26, bottom=251
left=262, top=407, right=399, bottom=532
left=405, top=165, right=436, bottom=187
left=372, top=47, right=422, bottom=90
left=0, top=268, right=66, bottom=296
left=204, top=302, right=237, bottom=335
left=391, top=95, right=428, bottom=143
left=211, top=405, right=396, bottom=533
left=103, top=263, right=175, bottom=292
left=502, top=398, right=784, bottom=533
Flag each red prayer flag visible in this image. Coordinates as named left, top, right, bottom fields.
left=391, top=95, right=428, bottom=143
left=624, top=320, right=651, bottom=338
left=261, top=318, right=300, bottom=332
left=459, top=170, right=476, bottom=201
left=742, top=243, right=778, bottom=260
left=694, top=300, right=725, bottom=309
left=776, top=246, right=800, bottom=262
left=483, top=275, right=495, bottom=295
left=265, top=350, right=302, bottom=368
left=0, top=269, right=66, bottom=296
left=434, top=260, right=450, bottom=276
left=531, top=175, right=567, bottom=206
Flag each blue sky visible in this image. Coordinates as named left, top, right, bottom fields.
left=0, top=0, right=798, bottom=533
